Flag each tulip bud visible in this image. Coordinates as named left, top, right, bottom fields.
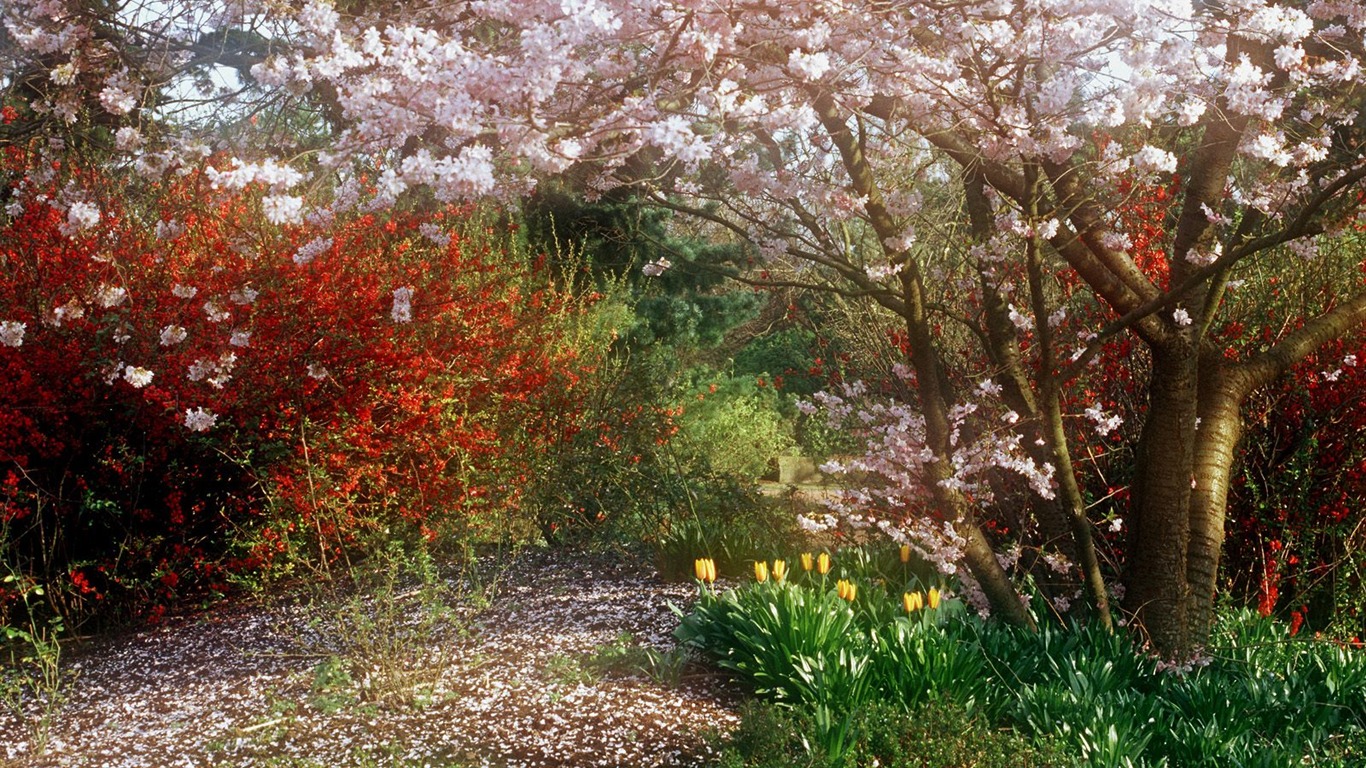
left=927, top=586, right=941, bottom=609
left=817, top=552, right=832, bottom=575
left=837, top=579, right=857, bottom=602
left=904, top=591, right=924, bottom=613
left=899, top=544, right=911, bottom=563
left=754, top=560, right=769, bottom=583
left=801, top=552, right=814, bottom=571
left=772, top=559, right=787, bottom=582
left=694, top=558, right=717, bottom=583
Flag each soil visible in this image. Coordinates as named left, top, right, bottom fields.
left=0, top=550, right=742, bottom=767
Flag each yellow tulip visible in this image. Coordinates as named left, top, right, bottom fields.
left=904, top=591, right=924, bottom=613
left=801, top=552, right=814, bottom=571
left=772, top=559, right=787, bottom=582
left=754, top=560, right=769, bottom=583
left=899, top=544, right=911, bottom=563
left=927, top=587, right=941, bottom=609
left=837, top=579, right=857, bottom=602
left=694, top=558, right=717, bottom=583
left=817, top=552, right=832, bottom=575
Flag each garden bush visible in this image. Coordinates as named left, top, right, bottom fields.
left=0, top=149, right=589, bottom=629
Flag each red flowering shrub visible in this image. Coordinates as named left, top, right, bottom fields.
left=1075, top=170, right=1366, bottom=639
left=1225, top=337, right=1366, bottom=640
left=0, top=148, right=586, bottom=627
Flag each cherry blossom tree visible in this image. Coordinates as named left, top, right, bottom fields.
left=6, top=0, right=1366, bottom=656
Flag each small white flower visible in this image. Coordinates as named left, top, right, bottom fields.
left=155, top=219, right=185, bottom=240
left=293, top=236, right=333, bottom=266
left=262, top=194, right=303, bottom=225
left=306, top=363, right=329, bottom=380
left=641, top=258, right=672, bottom=277
left=99, top=86, right=137, bottom=115
left=391, top=286, right=413, bottom=323
left=159, top=325, right=187, bottom=346
left=204, top=301, right=230, bottom=323
left=171, top=284, right=198, bottom=299
left=115, top=127, right=143, bottom=151
left=94, top=284, right=127, bottom=308
left=50, top=62, right=79, bottom=85
left=1085, top=403, right=1123, bottom=436
left=418, top=223, right=449, bottom=248
left=0, top=320, right=25, bottom=347
left=48, top=298, right=84, bottom=327
left=229, top=329, right=251, bottom=347
left=1100, top=231, right=1133, bottom=251
left=1132, top=145, right=1178, bottom=175
left=122, top=365, right=154, bottom=388
left=1008, top=304, right=1034, bottom=331
left=183, top=407, right=218, bottom=432
left=1172, top=307, right=1193, bottom=327
left=65, top=201, right=101, bottom=233
left=229, top=285, right=258, bottom=305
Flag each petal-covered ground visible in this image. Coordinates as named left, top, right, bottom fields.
left=1, top=551, right=741, bottom=767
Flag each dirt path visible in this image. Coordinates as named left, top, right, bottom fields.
left=1, top=551, right=740, bottom=767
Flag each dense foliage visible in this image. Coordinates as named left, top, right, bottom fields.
left=679, top=545, right=1366, bottom=767
left=0, top=147, right=587, bottom=627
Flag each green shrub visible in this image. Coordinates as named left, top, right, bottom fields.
left=676, top=369, right=794, bottom=482
left=708, top=699, right=1073, bottom=768
left=653, top=487, right=804, bottom=581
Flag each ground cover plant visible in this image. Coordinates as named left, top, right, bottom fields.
left=679, top=545, right=1366, bottom=767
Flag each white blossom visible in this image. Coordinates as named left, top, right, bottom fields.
left=159, top=325, right=187, bottom=346
left=293, top=236, right=334, bottom=266
left=115, top=126, right=143, bottom=151
left=183, top=407, right=218, bottom=432
left=64, top=201, right=101, bottom=233
left=0, top=321, right=25, bottom=347
left=203, top=301, right=230, bottom=323
left=391, top=286, right=413, bottom=323
left=122, top=365, right=154, bottom=388
left=94, top=284, right=127, bottom=308
left=262, top=194, right=303, bottom=225
left=1131, top=146, right=1178, bottom=175
left=1084, top=403, right=1123, bottom=436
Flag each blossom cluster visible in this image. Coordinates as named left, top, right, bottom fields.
left=798, top=378, right=1055, bottom=585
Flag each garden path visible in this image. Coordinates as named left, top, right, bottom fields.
left=1, top=551, right=740, bottom=767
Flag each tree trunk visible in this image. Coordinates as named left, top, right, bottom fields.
left=1185, top=361, right=1248, bottom=649
left=1124, top=341, right=1198, bottom=657
left=899, top=267, right=1036, bottom=630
